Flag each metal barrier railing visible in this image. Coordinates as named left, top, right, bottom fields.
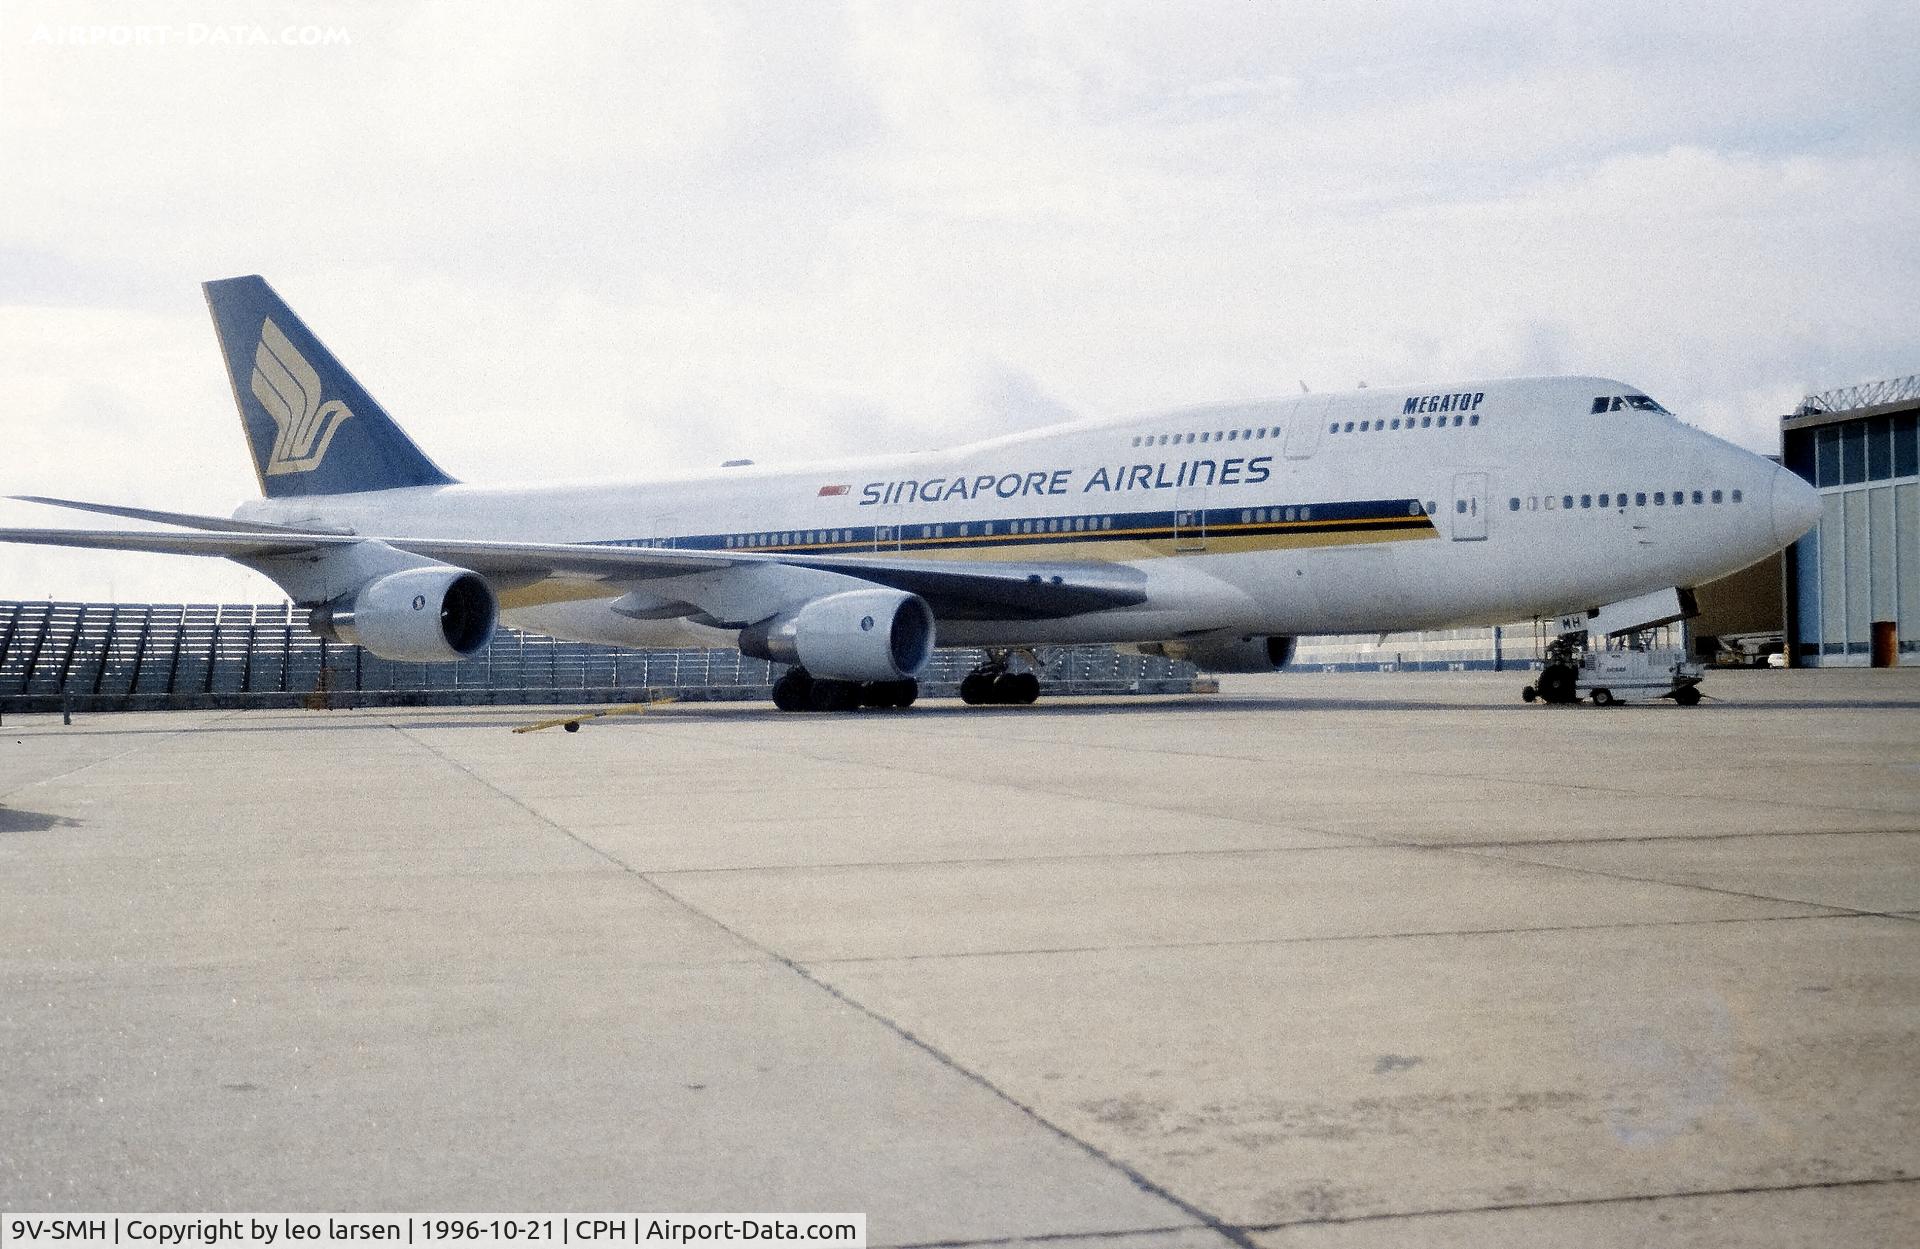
left=0, top=601, right=1194, bottom=710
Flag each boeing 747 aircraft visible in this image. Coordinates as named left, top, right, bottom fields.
left=0, top=276, right=1820, bottom=711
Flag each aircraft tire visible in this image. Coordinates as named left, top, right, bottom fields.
left=862, top=679, right=916, bottom=709
left=960, top=673, right=992, bottom=705
left=772, top=669, right=813, bottom=712
left=808, top=679, right=863, bottom=712
left=1674, top=685, right=1702, bottom=706
left=1013, top=672, right=1041, bottom=704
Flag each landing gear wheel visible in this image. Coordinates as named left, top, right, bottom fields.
left=808, top=679, right=862, bottom=712
left=985, top=672, right=1040, bottom=705
left=863, top=679, right=918, bottom=709
left=1537, top=664, right=1577, bottom=705
left=960, top=650, right=1041, bottom=706
left=772, top=668, right=814, bottom=712
left=1673, top=685, right=1702, bottom=707
left=1590, top=688, right=1615, bottom=707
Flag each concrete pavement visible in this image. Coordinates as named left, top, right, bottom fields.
left=2, top=668, right=1915, bottom=1245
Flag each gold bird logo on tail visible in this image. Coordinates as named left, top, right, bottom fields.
left=250, top=317, right=353, bottom=474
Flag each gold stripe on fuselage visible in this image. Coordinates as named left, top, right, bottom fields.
left=497, top=517, right=1436, bottom=609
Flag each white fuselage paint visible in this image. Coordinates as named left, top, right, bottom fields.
left=235, top=376, right=1810, bottom=653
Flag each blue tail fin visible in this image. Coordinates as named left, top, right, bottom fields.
left=203, top=275, right=456, bottom=497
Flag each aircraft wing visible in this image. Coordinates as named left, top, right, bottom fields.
left=8, top=495, right=356, bottom=534
left=0, top=527, right=1147, bottom=621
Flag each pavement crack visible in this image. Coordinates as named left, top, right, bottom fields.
left=391, top=725, right=1253, bottom=1244
left=1237, top=1173, right=1920, bottom=1231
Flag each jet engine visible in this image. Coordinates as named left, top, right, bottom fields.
left=308, top=565, right=498, bottom=662
left=738, top=588, right=935, bottom=682
left=1136, top=635, right=1297, bottom=673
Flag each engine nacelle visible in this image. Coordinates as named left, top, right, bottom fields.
left=737, top=588, right=935, bottom=682
left=308, top=565, right=498, bottom=662
left=1136, top=635, right=1297, bottom=673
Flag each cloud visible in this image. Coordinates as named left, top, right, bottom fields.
left=1, top=0, right=1916, bottom=600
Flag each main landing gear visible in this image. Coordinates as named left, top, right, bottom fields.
left=771, top=667, right=918, bottom=713
left=958, top=654, right=1040, bottom=706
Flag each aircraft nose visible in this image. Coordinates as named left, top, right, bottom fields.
left=1771, top=464, right=1820, bottom=548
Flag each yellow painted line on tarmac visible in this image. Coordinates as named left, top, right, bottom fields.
left=513, top=694, right=678, bottom=734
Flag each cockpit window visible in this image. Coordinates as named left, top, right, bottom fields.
left=1591, top=394, right=1672, bottom=415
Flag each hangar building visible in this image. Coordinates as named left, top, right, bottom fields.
left=1782, top=374, right=1920, bottom=665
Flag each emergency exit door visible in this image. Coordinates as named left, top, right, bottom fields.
left=1451, top=472, right=1488, bottom=541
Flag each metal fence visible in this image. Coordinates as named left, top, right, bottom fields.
left=0, top=601, right=1195, bottom=711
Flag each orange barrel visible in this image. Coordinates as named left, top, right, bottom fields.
left=1871, top=620, right=1898, bottom=668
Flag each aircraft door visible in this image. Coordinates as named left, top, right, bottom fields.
left=871, top=504, right=903, bottom=552
left=1450, top=472, right=1489, bottom=541
left=1173, top=486, right=1208, bottom=552
left=1283, top=397, right=1330, bottom=459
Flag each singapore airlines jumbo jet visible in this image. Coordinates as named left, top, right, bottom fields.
left=1, top=276, right=1819, bottom=711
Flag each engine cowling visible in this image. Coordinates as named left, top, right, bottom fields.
left=737, top=588, right=935, bottom=682
left=308, top=565, right=498, bottom=662
left=1138, top=635, right=1297, bottom=673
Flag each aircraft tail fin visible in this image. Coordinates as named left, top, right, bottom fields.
left=202, top=275, right=456, bottom=498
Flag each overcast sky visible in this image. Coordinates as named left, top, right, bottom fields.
left=2, top=0, right=1916, bottom=602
